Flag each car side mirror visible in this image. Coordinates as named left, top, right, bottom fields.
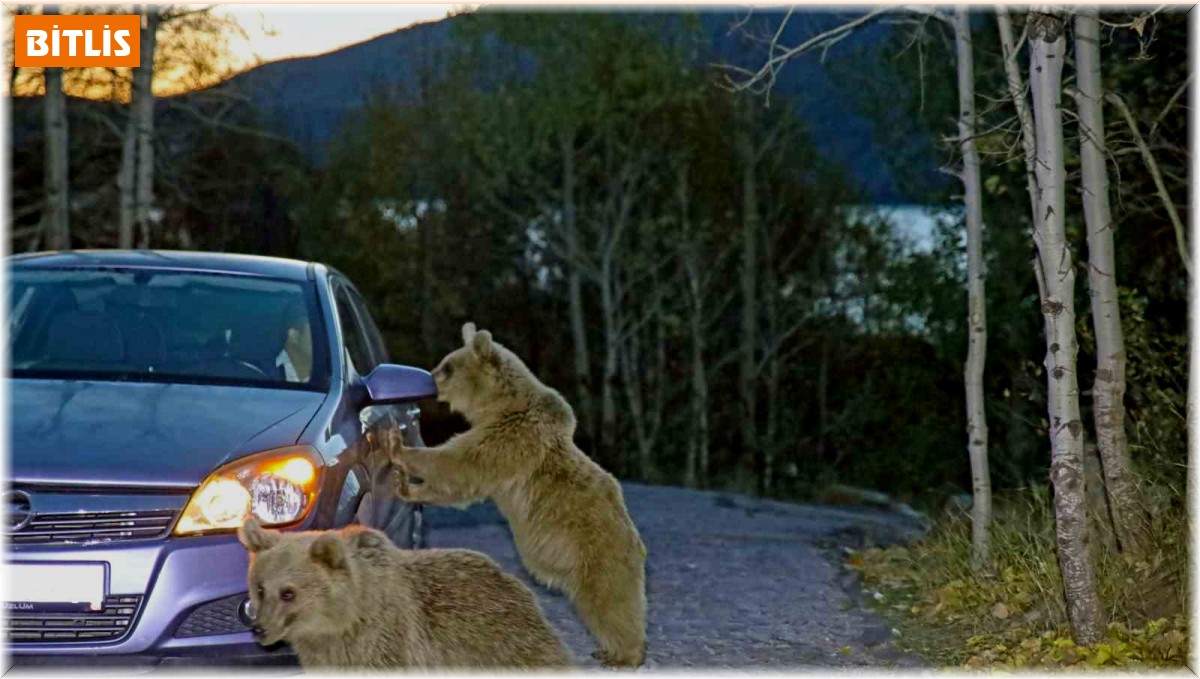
left=362, top=364, right=437, bottom=404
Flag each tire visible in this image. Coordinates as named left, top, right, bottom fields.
left=379, top=494, right=426, bottom=549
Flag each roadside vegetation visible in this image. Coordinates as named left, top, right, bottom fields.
left=852, top=490, right=1186, bottom=669
left=850, top=290, right=1188, bottom=669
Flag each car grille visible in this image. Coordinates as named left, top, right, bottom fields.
left=7, top=509, right=178, bottom=545
left=7, top=595, right=142, bottom=644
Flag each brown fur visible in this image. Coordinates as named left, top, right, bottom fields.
left=387, top=322, right=648, bottom=667
left=237, top=520, right=571, bottom=670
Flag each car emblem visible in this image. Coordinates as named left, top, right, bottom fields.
left=5, top=491, right=33, bottom=533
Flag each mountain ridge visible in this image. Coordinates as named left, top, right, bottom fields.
left=213, top=9, right=941, bottom=204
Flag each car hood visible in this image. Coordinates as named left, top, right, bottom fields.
left=9, top=378, right=328, bottom=488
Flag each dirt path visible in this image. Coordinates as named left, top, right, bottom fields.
left=425, top=482, right=928, bottom=669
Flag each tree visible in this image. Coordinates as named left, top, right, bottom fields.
left=1071, top=7, right=1145, bottom=555
left=120, top=5, right=159, bottom=248
left=717, top=97, right=818, bottom=493
left=674, top=161, right=713, bottom=487
left=664, top=85, right=740, bottom=488
left=1027, top=7, right=1104, bottom=645
left=42, top=5, right=69, bottom=250
left=953, top=6, right=992, bottom=572
left=12, top=5, right=243, bottom=100
left=456, top=14, right=619, bottom=453
left=995, top=7, right=1040, bottom=232
left=734, top=99, right=761, bottom=490
left=6, top=5, right=36, bottom=96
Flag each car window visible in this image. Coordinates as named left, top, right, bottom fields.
left=333, top=283, right=376, bottom=376
left=347, top=287, right=389, bottom=364
left=7, top=268, right=330, bottom=391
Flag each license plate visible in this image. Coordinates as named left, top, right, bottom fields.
left=5, top=563, right=106, bottom=612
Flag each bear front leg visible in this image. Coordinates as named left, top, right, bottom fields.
left=391, top=465, right=468, bottom=505
left=387, top=434, right=486, bottom=505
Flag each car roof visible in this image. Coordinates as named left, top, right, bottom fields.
left=8, top=250, right=318, bottom=282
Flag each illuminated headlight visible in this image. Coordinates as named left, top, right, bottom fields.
left=174, top=447, right=322, bottom=536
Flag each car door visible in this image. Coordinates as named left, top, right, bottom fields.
left=330, top=278, right=425, bottom=547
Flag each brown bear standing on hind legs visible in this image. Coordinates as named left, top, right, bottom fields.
left=386, top=322, right=648, bottom=668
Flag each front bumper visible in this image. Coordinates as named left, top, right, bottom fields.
left=6, top=534, right=293, bottom=664
left=9, top=642, right=296, bottom=668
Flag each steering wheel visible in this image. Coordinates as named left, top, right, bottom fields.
left=234, top=359, right=269, bottom=377
left=181, top=355, right=269, bottom=379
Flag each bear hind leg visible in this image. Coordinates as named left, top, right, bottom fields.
left=573, top=576, right=646, bottom=668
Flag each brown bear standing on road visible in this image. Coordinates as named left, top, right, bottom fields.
left=237, top=520, right=571, bottom=670
left=387, top=322, right=648, bottom=668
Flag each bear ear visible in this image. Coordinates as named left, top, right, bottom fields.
left=471, top=329, right=494, bottom=358
left=347, top=528, right=387, bottom=552
left=310, top=532, right=349, bottom=570
left=461, top=322, right=477, bottom=347
left=238, top=519, right=279, bottom=553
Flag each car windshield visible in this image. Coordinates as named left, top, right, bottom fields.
left=8, top=267, right=330, bottom=391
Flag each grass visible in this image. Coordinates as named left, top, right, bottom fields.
left=847, top=484, right=1189, bottom=669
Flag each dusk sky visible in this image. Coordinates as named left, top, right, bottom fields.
left=217, top=4, right=464, bottom=70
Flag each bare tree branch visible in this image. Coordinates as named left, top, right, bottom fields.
left=719, top=7, right=893, bottom=96
left=165, top=99, right=305, bottom=151
left=1106, top=90, right=1191, bottom=276
left=1148, top=72, right=1192, bottom=139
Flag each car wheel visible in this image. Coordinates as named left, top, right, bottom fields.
left=381, top=497, right=426, bottom=549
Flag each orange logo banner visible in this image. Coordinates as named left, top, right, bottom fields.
left=14, top=15, right=141, bottom=68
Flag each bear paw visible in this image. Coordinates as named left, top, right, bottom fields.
left=593, top=648, right=645, bottom=669
left=391, top=467, right=428, bottom=502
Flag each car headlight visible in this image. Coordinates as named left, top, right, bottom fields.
left=174, top=446, right=322, bottom=536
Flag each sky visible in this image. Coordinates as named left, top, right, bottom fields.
left=215, top=4, right=466, bottom=71
left=2, top=4, right=467, bottom=96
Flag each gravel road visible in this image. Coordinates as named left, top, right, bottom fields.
left=425, top=482, right=929, bottom=669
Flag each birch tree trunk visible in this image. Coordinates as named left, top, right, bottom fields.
left=594, top=136, right=643, bottom=475
left=118, top=108, right=137, bottom=248
left=1028, top=9, right=1104, bottom=645
left=955, top=5, right=992, bottom=572
left=996, top=7, right=1040, bottom=230
left=418, top=212, right=436, bottom=361
left=678, top=168, right=709, bottom=488
left=684, top=258, right=709, bottom=488
left=42, top=6, right=69, bottom=251
left=599, top=255, right=619, bottom=471
left=761, top=221, right=780, bottom=494
left=561, top=130, right=596, bottom=446
left=817, top=333, right=829, bottom=463
left=620, top=283, right=667, bottom=481
left=651, top=291, right=666, bottom=479
left=620, top=311, right=649, bottom=476
left=1073, top=7, right=1145, bottom=555
left=735, top=104, right=760, bottom=491
left=8, top=6, right=28, bottom=96
left=133, top=7, right=158, bottom=248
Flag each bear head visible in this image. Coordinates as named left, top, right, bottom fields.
left=430, top=322, right=532, bottom=422
left=237, top=519, right=358, bottom=645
